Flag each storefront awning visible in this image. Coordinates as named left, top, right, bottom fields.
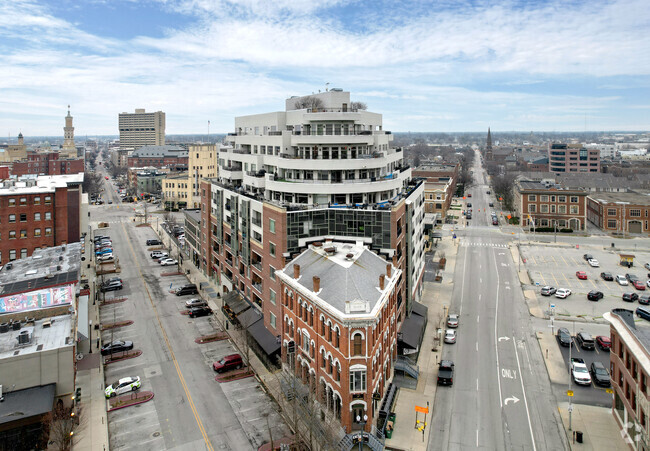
left=398, top=314, right=425, bottom=350
left=223, top=290, right=250, bottom=315
left=248, top=320, right=281, bottom=356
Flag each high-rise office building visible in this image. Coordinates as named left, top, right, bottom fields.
left=118, top=109, right=166, bottom=150
left=548, top=143, right=600, bottom=173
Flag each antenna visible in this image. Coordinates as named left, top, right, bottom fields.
left=207, top=120, right=210, bottom=143
left=326, top=82, right=330, bottom=92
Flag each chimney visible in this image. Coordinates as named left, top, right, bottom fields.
left=313, top=276, right=320, bottom=292
left=379, top=274, right=385, bottom=290
left=392, top=255, right=398, bottom=267
left=293, top=264, right=300, bottom=279
left=386, top=264, right=392, bottom=278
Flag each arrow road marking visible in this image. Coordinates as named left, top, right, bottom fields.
left=504, top=396, right=520, bottom=405
left=498, top=336, right=511, bottom=342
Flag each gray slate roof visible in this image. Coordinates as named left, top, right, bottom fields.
left=131, top=145, right=187, bottom=158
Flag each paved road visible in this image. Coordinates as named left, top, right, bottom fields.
left=90, top=173, right=288, bottom=450
left=428, top=152, right=567, bottom=450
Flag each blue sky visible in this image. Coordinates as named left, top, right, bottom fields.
left=1, top=0, right=649, bottom=136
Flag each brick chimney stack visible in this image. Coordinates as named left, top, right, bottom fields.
left=293, top=264, right=300, bottom=279
left=313, top=276, right=320, bottom=292
left=379, top=274, right=385, bottom=290
left=386, top=264, right=392, bottom=278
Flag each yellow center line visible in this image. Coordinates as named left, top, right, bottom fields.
left=121, top=223, right=213, bottom=450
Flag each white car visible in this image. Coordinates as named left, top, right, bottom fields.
left=555, top=288, right=572, bottom=299
left=159, top=258, right=178, bottom=266
left=587, top=259, right=599, bottom=267
left=570, top=358, right=592, bottom=386
left=97, top=253, right=114, bottom=261
left=150, top=251, right=169, bottom=259
left=105, top=376, right=141, bottom=398
left=616, top=275, right=629, bottom=286
left=444, top=330, right=457, bottom=344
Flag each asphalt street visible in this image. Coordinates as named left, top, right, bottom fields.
left=428, top=152, right=566, bottom=451
left=92, top=160, right=289, bottom=451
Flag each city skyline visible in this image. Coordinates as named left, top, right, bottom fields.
left=1, top=0, right=649, bottom=136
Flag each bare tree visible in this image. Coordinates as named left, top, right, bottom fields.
left=44, top=404, right=81, bottom=451
left=350, top=101, right=367, bottom=110
left=82, top=171, right=103, bottom=197
left=493, top=173, right=516, bottom=211
left=294, top=96, right=324, bottom=110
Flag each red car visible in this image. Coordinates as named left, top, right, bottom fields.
left=213, top=354, right=243, bottom=373
left=633, top=280, right=646, bottom=291
left=596, top=336, right=611, bottom=351
left=576, top=271, right=588, bottom=280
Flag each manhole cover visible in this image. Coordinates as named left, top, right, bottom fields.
left=153, top=432, right=161, bottom=438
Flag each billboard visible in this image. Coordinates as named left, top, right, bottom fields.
left=0, top=284, right=74, bottom=314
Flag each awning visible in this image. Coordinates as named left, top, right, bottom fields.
left=0, top=383, right=56, bottom=426
left=237, top=307, right=263, bottom=329
left=223, top=290, right=250, bottom=315
left=411, top=302, right=428, bottom=319
left=398, top=314, right=426, bottom=350
left=77, top=294, right=89, bottom=340
left=248, top=320, right=281, bottom=355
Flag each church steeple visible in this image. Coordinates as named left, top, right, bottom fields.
left=486, top=127, right=493, bottom=160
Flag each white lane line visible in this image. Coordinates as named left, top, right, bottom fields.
left=460, top=244, right=467, bottom=316
left=476, top=342, right=478, bottom=352
left=477, top=315, right=480, bottom=323
left=476, top=378, right=479, bottom=390
left=490, top=246, right=503, bottom=408
left=479, top=294, right=482, bottom=302
left=513, top=337, right=537, bottom=451
left=523, top=340, right=533, bottom=375
left=476, top=429, right=479, bottom=447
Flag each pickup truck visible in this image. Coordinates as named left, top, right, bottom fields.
left=437, top=360, right=454, bottom=386
left=570, top=358, right=592, bottom=386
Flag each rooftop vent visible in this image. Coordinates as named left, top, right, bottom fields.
left=11, top=322, right=21, bottom=331
left=42, top=319, right=52, bottom=328
left=0, top=323, right=9, bottom=333
left=17, top=330, right=31, bottom=345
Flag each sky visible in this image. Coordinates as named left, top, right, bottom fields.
left=1, top=0, right=649, bottom=137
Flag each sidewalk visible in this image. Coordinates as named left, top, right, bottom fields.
left=384, top=235, right=459, bottom=450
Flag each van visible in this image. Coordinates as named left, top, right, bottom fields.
left=175, top=284, right=198, bottom=296
left=636, top=307, right=650, bottom=322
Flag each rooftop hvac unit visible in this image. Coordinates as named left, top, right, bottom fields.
left=11, top=322, right=21, bottom=331
left=17, top=330, right=31, bottom=345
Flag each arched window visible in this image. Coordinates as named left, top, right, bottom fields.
left=303, top=304, right=308, bottom=322
left=328, top=356, right=333, bottom=374
left=328, top=323, right=332, bottom=342
left=336, top=362, right=341, bottom=382
left=321, top=317, right=325, bottom=335
left=298, top=303, right=302, bottom=318
left=335, top=328, right=340, bottom=348
left=321, top=349, right=326, bottom=368
left=309, top=309, right=314, bottom=327
left=353, top=333, right=363, bottom=356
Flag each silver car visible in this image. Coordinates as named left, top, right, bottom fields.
left=185, top=298, right=207, bottom=308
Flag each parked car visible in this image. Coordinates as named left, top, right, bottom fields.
left=576, top=271, right=588, bottom=280
left=446, top=314, right=459, bottom=328
left=636, top=307, right=650, bottom=321
left=555, top=288, right=571, bottom=299
left=570, top=358, right=592, bottom=386
left=437, top=360, right=454, bottom=386
left=213, top=354, right=243, bottom=373
left=150, top=250, right=169, bottom=259
left=185, top=298, right=208, bottom=308
left=600, top=272, right=614, bottom=281
left=633, top=280, right=646, bottom=291
left=626, top=273, right=640, bottom=283
left=616, top=275, right=629, bottom=286
left=596, top=335, right=611, bottom=351
left=159, top=258, right=178, bottom=266
left=105, top=376, right=141, bottom=398
left=576, top=332, right=595, bottom=350
left=467, top=202, right=472, bottom=208
left=583, top=254, right=594, bottom=261
left=541, top=286, right=557, bottom=296
left=640, top=295, right=650, bottom=305
left=97, top=253, right=114, bottom=262
left=444, top=330, right=457, bottom=344
left=175, top=284, right=198, bottom=296
left=587, top=259, right=599, bottom=267
left=100, top=280, right=123, bottom=292
left=101, top=277, right=122, bottom=286
left=489, top=202, right=494, bottom=207
left=146, top=239, right=162, bottom=246
left=623, top=292, right=639, bottom=302
left=557, top=327, right=572, bottom=347
left=587, top=290, right=604, bottom=301
left=590, top=362, right=611, bottom=387
left=645, top=263, right=650, bottom=270
left=101, top=340, right=134, bottom=356
left=96, top=248, right=113, bottom=256
left=188, top=306, right=212, bottom=318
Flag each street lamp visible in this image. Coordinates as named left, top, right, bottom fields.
left=88, top=321, right=93, bottom=354
left=356, top=414, right=368, bottom=450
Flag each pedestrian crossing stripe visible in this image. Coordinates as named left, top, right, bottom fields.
left=461, top=242, right=509, bottom=248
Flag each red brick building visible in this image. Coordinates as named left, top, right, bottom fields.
left=605, top=308, right=650, bottom=448
left=587, top=192, right=650, bottom=235
left=0, top=174, right=83, bottom=263
left=126, top=145, right=188, bottom=170
left=277, top=242, right=401, bottom=433
left=514, top=180, right=588, bottom=230
left=11, top=152, right=85, bottom=177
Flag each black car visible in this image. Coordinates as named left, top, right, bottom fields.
left=467, top=203, right=472, bottom=208
left=489, top=202, right=494, bottom=207
left=188, top=306, right=213, bottom=318
left=640, top=295, right=650, bottom=305
left=587, top=290, right=604, bottom=301
left=175, top=284, right=198, bottom=296
left=590, top=361, right=611, bottom=387
left=583, top=254, right=594, bottom=261
left=556, top=328, right=572, bottom=347
left=576, top=332, right=595, bottom=350
left=101, top=340, right=134, bottom=356
left=600, top=272, right=614, bottom=281
left=626, top=273, right=640, bottom=282
left=623, top=292, right=639, bottom=302
left=146, top=239, right=162, bottom=246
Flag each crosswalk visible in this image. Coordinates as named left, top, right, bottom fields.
left=461, top=242, right=509, bottom=248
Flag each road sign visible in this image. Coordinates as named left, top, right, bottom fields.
left=551, top=304, right=555, bottom=309
left=567, top=390, right=574, bottom=397
left=415, top=405, right=429, bottom=414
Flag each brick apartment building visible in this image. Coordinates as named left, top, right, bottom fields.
left=412, top=164, right=458, bottom=221
left=587, top=192, right=650, bottom=235
left=126, top=145, right=188, bottom=170
left=277, top=242, right=400, bottom=434
left=0, top=174, right=83, bottom=263
left=604, top=308, right=650, bottom=449
left=11, top=152, right=85, bottom=177
left=548, top=143, right=601, bottom=173
left=514, top=179, right=588, bottom=230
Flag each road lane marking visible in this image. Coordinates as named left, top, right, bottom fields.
left=460, top=244, right=468, bottom=316
left=512, top=337, right=537, bottom=451
left=552, top=273, right=559, bottom=286
left=490, top=248, right=503, bottom=408
left=522, top=340, right=533, bottom=375
left=476, top=342, right=478, bottom=352
left=476, top=429, right=479, bottom=447
left=121, top=223, right=214, bottom=451
left=477, top=315, right=480, bottom=323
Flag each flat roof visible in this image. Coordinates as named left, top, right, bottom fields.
left=0, top=243, right=80, bottom=297
left=518, top=180, right=586, bottom=194
left=0, top=315, right=73, bottom=360
left=589, top=191, right=650, bottom=206
left=0, top=173, right=84, bottom=195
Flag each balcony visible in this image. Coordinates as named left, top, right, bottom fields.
left=252, top=261, right=262, bottom=272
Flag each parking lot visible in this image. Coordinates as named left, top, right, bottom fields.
left=98, top=221, right=289, bottom=450
left=521, top=244, right=650, bottom=318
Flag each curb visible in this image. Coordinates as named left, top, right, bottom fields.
left=104, top=350, right=143, bottom=365
left=101, top=320, right=133, bottom=331
left=107, top=391, right=155, bottom=412
left=215, top=370, right=255, bottom=383
left=195, top=333, right=228, bottom=344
